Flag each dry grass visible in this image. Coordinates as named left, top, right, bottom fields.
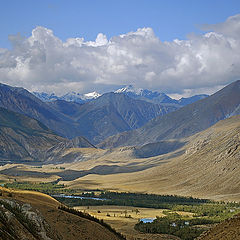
left=60, top=116, right=240, bottom=202
left=0, top=187, right=124, bottom=240
left=0, top=116, right=240, bottom=203
left=74, top=205, right=186, bottom=240
left=199, top=213, right=240, bottom=240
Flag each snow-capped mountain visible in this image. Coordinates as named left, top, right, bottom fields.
left=115, top=85, right=143, bottom=95
left=82, top=91, right=102, bottom=100
left=33, top=85, right=208, bottom=106
left=33, top=91, right=102, bottom=103
left=114, top=85, right=178, bottom=104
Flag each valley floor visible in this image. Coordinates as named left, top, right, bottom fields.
left=74, top=205, right=192, bottom=240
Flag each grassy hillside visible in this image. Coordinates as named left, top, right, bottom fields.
left=66, top=115, right=240, bottom=201
left=199, top=213, right=240, bottom=240
left=0, top=115, right=239, bottom=202
left=0, top=187, right=125, bottom=240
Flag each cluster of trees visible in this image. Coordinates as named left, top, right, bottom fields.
left=56, top=191, right=211, bottom=208
left=135, top=219, right=204, bottom=240
left=134, top=213, right=217, bottom=240
left=98, top=191, right=210, bottom=204
left=171, top=203, right=238, bottom=220
left=133, top=201, right=240, bottom=240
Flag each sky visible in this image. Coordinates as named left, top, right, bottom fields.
left=0, top=0, right=240, bottom=98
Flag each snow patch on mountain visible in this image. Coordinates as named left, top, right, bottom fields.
left=33, top=91, right=102, bottom=103
left=114, top=85, right=177, bottom=104
left=83, top=91, right=102, bottom=100
left=33, top=85, right=208, bottom=106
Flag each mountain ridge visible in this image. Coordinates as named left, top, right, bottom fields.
left=0, top=83, right=82, bottom=138
left=0, top=83, right=177, bottom=143
left=33, top=85, right=208, bottom=106
left=99, top=80, right=240, bottom=148
left=71, top=92, right=177, bottom=143
left=0, top=107, right=65, bottom=163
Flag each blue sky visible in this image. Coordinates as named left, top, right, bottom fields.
left=0, top=1, right=240, bottom=97
left=1, top=0, right=240, bottom=48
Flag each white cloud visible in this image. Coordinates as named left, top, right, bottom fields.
left=0, top=14, right=240, bottom=96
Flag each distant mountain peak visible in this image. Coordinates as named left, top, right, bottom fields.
left=32, top=92, right=59, bottom=102
left=83, top=91, right=102, bottom=100
left=115, top=85, right=143, bottom=95
left=33, top=90, right=102, bottom=103
left=114, top=85, right=176, bottom=104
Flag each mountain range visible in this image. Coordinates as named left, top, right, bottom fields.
left=0, top=83, right=180, bottom=144
left=73, top=115, right=240, bottom=202
left=58, top=92, right=177, bottom=143
left=114, top=85, right=208, bottom=106
left=0, top=80, right=239, bottom=163
left=100, top=80, right=240, bottom=148
left=33, top=91, right=101, bottom=104
left=33, top=85, right=208, bottom=106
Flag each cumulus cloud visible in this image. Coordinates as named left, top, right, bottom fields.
left=0, top=14, right=240, bottom=96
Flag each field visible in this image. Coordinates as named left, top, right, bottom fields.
left=74, top=205, right=192, bottom=239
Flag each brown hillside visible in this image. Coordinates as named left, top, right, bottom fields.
left=71, top=115, right=240, bottom=201
left=198, top=213, right=240, bottom=240
left=0, top=187, right=124, bottom=240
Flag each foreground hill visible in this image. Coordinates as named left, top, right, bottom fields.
left=100, top=80, right=240, bottom=148
left=199, top=213, right=240, bottom=240
left=0, top=187, right=124, bottom=240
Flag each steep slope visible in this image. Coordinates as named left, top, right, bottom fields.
left=47, top=100, right=83, bottom=117
left=45, top=136, right=96, bottom=164
left=0, top=83, right=81, bottom=138
left=0, top=107, right=65, bottom=163
left=100, top=80, right=240, bottom=148
left=71, top=92, right=177, bottom=143
left=0, top=107, right=95, bottom=164
left=0, top=187, right=124, bottom=240
left=198, top=213, right=240, bottom=240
